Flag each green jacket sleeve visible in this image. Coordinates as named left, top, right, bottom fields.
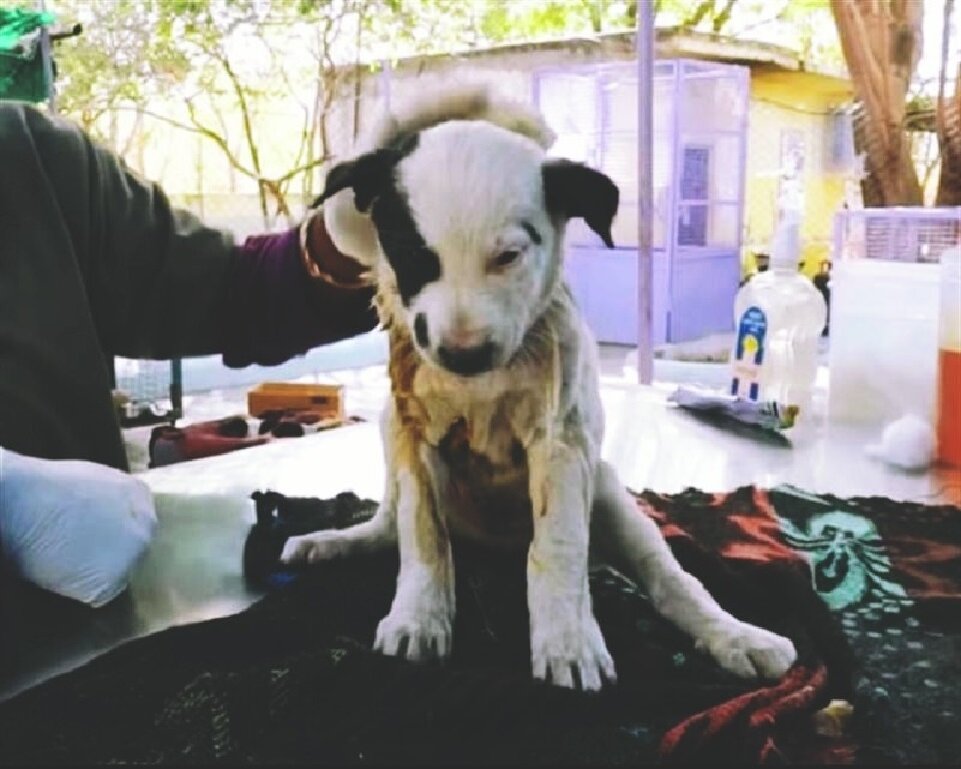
left=23, top=105, right=236, bottom=359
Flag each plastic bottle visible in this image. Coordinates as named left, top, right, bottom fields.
left=730, top=215, right=827, bottom=414
left=937, top=244, right=961, bottom=466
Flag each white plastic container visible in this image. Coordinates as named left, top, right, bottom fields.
left=730, top=217, right=827, bottom=415
left=828, top=260, right=941, bottom=424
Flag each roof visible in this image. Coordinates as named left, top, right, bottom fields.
left=378, top=27, right=847, bottom=82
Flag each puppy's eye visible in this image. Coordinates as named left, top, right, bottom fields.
left=494, top=250, right=521, bottom=268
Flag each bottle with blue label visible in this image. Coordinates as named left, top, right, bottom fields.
left=731, top=215, right=827, bottom=415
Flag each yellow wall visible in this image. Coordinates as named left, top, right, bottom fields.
left=743, top=69, right=853, bottom=279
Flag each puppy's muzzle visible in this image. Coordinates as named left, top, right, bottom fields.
left=438, top=341, right=496, bottom=376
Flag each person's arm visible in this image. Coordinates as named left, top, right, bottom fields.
left=24, top=105, right=377, bottom=366
left=220, top=218, right=379, bottom=368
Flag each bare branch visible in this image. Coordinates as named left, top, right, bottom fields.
left=113, top=103, right=259, bottom=180
left=274, top=156, right=332, bottom=185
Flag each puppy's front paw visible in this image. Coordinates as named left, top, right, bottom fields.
left=374, top=595, right=453, bottom=662
left=531, top=613, right=616, bottom=691
left=700, top=621, right=797, bottom=680
left=280, top=531, right=343, bottom=565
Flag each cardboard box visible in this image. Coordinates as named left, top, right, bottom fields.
left=247, top=382, right=345, bottom=422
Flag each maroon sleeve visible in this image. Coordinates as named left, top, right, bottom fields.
left=221, top=228, right=378, bottom=368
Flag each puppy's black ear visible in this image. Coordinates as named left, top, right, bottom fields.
left=542, top=159, right=619, bottom=248
left=314, top=148, right=403, bottom=213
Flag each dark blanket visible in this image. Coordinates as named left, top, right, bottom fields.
left=0, top=486, right=957, bottom=765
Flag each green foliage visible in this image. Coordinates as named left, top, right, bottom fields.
left=775, top=0, right=843, bottom=69
left=49, top=0, right=843, bottom=134
left=53, top=0, right=181, bottom=130
left=479, top=1, right=609, bottom=40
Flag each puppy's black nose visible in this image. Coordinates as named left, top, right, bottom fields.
left=437, top=341, right=495, bottom=376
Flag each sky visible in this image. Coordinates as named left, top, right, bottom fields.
left=918, top=0, right=959, bottom=87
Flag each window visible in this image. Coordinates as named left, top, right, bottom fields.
left=824, top=109, right=855, bottom=173
left=677, top=145, right=710, bottom=246
left=535, top=64, right=744, bottom=251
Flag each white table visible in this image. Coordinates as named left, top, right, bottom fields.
left=2, top=383, right=957, bottom=702
left=144, top=381, right=961, bottom=505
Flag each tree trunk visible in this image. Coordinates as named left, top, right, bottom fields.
left=935, top=0, right=960, bottom=206
left=935, top=66, right=961, bottom=206
left=831, top=0, right=924, bottom=206
left=852, top=102, right=887, bottom=207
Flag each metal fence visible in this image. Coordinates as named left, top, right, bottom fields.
left=833, top=207, right=961, bottom=264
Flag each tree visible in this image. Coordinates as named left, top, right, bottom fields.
left=138, top=0, right=365, bottom=227
left=832, top=0, right=960, bottom=206
left=53, top=0, right=177, bottom=149
left=831, top=0, right=924, bottom=206
left=475, top=0, right=752, bottom=42
left=935, top=0, right=960, bottom=205
left=48, top=0, right=857, bottom=225
left=52, top=0, right=369, bottom=228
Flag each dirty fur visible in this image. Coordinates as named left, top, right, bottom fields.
left=283, top=84, right=798, bottom=689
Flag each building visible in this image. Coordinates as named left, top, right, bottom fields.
left=331, top=28, right=855, bottom=344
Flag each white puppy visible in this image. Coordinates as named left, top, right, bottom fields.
left=282, top=86, right=796, bottom=690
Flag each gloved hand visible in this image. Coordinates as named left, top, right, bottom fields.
left=0, top=448, right=157, bottom=607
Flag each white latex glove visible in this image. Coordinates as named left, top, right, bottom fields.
left=0, top=448, right=157, bottom=607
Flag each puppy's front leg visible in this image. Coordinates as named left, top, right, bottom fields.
left=527, top=435, right=615, bottom=690
left=374, top=443, right=455, bottom=662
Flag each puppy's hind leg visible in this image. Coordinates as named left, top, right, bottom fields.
left=590, top=461, right=796, bottom=680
